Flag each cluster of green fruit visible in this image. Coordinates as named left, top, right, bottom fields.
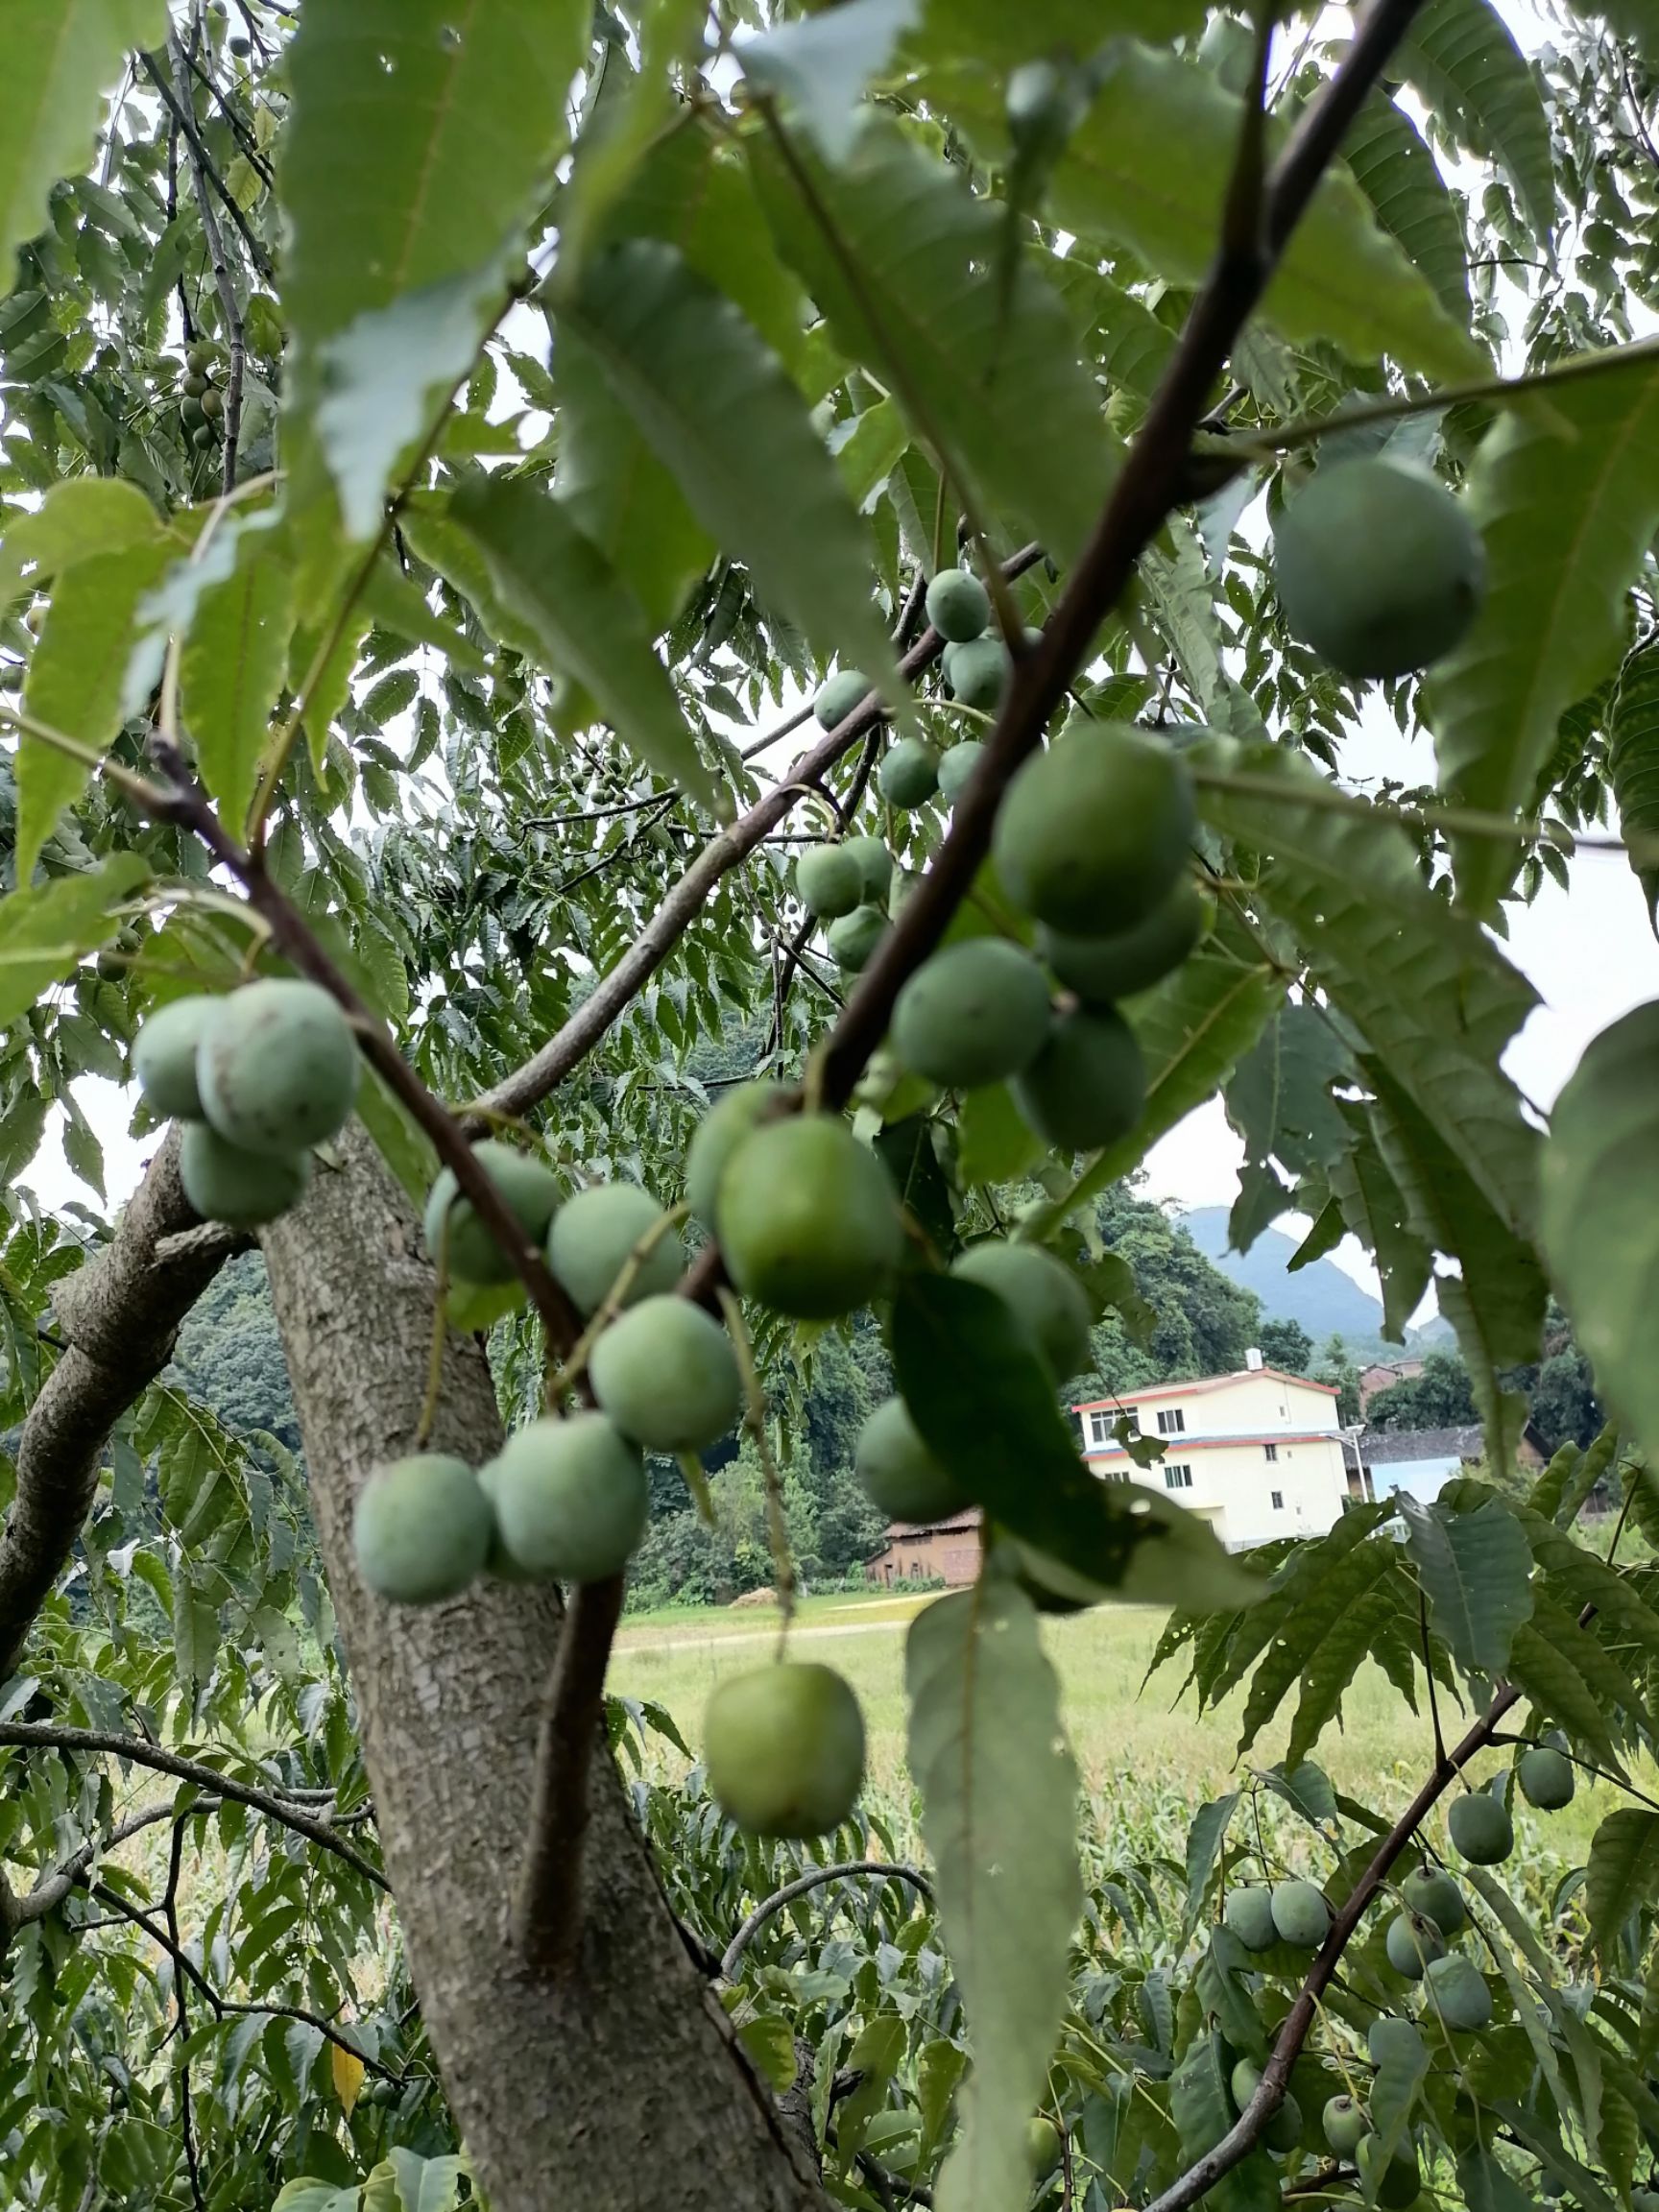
left=175, top=340, right=227, bottom=453
left=799, top=717, right=1202, bottom=1156
left=133, top=978, right=359, bottom=1226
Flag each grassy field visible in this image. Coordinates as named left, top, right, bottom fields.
left=613, top=1587, right=1622, bottom=1863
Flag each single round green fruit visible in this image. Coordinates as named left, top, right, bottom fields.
left=180, top=394, right=205, bottom=428
left=828, top=904, right=887, bottom=974
left=1270, top=1879, right=1331, bottom=1951
left=1358, top=2134, right=1421, bottom=2210
left=1271, top=459, right=1485, bottom=680
left=1518, top=1745, right=1575, bottom=1810
left=1039, top=878, right=1210, bottom=1004
left=814, top=668, right=869, bottom=729
left=182, top=370, right=209, bottom=398
left=1385, top=1911, right=1446, bottom=1981
left=1223, top=1885, right=1278, bottom=1952
left=842, top=834, right=892, bottom=903
left=201, top=386, right=223, bottom=421
left=185, top=341, right=213, bottom=373
left=993, top=721, right=1196, bottom=936
left=878, top=736, right=941, bottom=808
left=191, top=423, right=217, bottom=451
left=946, top=636, right=1009, bottom=710
left=855, top=1397, right=966, bottom=1524
left=484, top=1413, right=647, bottom=1582
left=1423, top=1952, right=1492, bottom=2032
left=1366, top=2017, right=1426, bottom=2073
left=1400, top=1865, right=1467, bottom=1936
left=892, top=938, right=1052, bottom=1089
left=180, top=1122, right=310, bottom=1226
left=718, top=1115, right=902, bottom=1319
left=1025, top=2116, right=1063, bottom=2177
left=352, top=1454, right=492, bottom=1605
left=1449, top=1790, right=1513, bottom=1865
left=547, top=1181, right=684, bottom=1316
left=1230, top=2058, right=1261, bottom=2113
left=796, top=843, right=864, bottom=920
left=228, top=31, right=251, bottom=54
left=1323, top=2096, right=1370, bottom=2157
left=705, top=1662, right=865, bottom=1838
left=133, top=994, right=220, bottom=1120
left=685, top=1081, right=786, bottom=1226
left=937, top=740, right=984, bottom=805
left=951, top=1239, right=1092, bottom=1383
left=926, top=565, right=992, bottom=643
left=1013, top=1006, right=1146, bottom=1152
left=589, top=1296, right=742, bottom=1453
left=423, top=1140, right=562, bottom=1285
left=199, top=978, right=358, bottom=1156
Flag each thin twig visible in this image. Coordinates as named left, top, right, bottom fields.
left=139, top=49, right=275, bottom=282
left=1419, top=1589, right=1447, bottom=1772
left=167, top=30, right=246, bottom=496
left=720, top=1861, right=932, bottom=1981
left=719, top=1286, right=796, bottom=1636
left=163, top=1816, right=205, bottom=2212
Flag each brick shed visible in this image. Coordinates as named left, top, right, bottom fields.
left=866, top=1510, right=982, bottom=1587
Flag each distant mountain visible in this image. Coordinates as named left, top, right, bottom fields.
left=1180, top=1207, right=1418, bottom=1358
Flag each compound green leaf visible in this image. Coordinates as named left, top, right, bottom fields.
left=1609, top=642, right=1659, bottom=926
left=1320, top=1110, right=1433, bottom=1342
left=1183, top=1793, right=1240, bottom=1935
left=1506, top=1617, right=1626, bottom=1775
left=1431, top=345, right=1659, bottom=915
left=739, top=0, right=919, bottom=164
left=1399, top=1494, right=1533, bottom=1677
left=1285, top=1578, right=1400, bottom=1770
left=0, top=475, right=158, bottom=607
left=0, top=854, right=148, bottom=1028
left=1458, top=2147, right=1538, bottom=2212
left=752, top=120, right=1116, bottom=564
left=1340, top=94, right=1471, bottom=325
left=906, top=0, right=1206, bottom=71
left=906, top=1580, right=1081, bottom=2212
left=1169, top=2026, right=1277, bottom=2212
left=1369, top=2021, right=1430, bottom=2164
left=1050, top=260, right=1179, bottom=405
left=1236, top=1522, right=1394, bottom=1755
left=1586, top=1808, right=1659, bottom=1964
left=448, top=477, right=716, bottom=810
left=555, top=239, right=898, bottom=692
left=1397, top=0, right=1556, bottom=246
left=178, top=526, right=298, bottom=830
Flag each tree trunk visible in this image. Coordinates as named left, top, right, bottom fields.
left=260, top=1125, right=825, bottom=2212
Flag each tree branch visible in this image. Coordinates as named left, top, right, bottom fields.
left=720, top=1862, right=933, bottom=1982
left=138, top=48, right=276, bottom=283
left=168, top=30, right=246, bottom=495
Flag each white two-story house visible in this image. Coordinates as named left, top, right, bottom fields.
left=1073, top=1352, right=1354, bottom=1551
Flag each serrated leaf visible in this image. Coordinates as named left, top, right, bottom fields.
left=1226, top=1002, right=1352, bottom=1188
left=1321, top=1110, right=1433, bottom=1341
left=1609, top=643, right=1659, bottom=926
left=177, top=526, right=297, bottom=829
left=1506, top=1618, right=1626, bottom=1775
left=1457, top=2147, right=1535, bottom=2212
left=359, top=555, right=487, bottom=674
left=739, top=0, right=918, bottom=163
left=893, top=1275, right=1264, bottom=1609
left=1400, top=1493, right=1532, bottom=1676
left=1431, top=346, right=1659, bottom=914
left=1236, top=1524, right=1394, bottom=1755
left=0, top=475, right=159, bottom=607
left=1051, top=259, right=1178, bottom=404
left=752, top=120, right=1116, bottom=565
left=447, top=477, right=715, bottom=809
left=554, top=239, right=898, bottom=691
left=1169, top=2026, right=1277, bottom=2212
left=1586, top=1808, right=1659, bottom=1964
left=1340, top=94, right=1471, bottom=325
left=1285, top=1580, right=1399, bottom=1770
left=1542, top=1002, right=1659, bottom=1470
left=1397, top=0, right=1556, bottom=245
left=0, top=0, right=166, bottom=287
left=330, top=2040, right=366, bottom=2117
left=1184, top=1792, right=1239, bottom=1936
left=906, top=1580, right=1081, bottom=2212
left=1369, top=2021, right=1430, bottom=2164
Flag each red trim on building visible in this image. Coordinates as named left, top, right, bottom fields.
left=1071, top=1367, right=1340, bottom=1414
left=1084, top=1431, right=1338, bottom=1460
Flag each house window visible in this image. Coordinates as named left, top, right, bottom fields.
left=1263, top=1443, right=1279, bottom=1463
left=1088, top=1411, right=1115, bottom=1448
left=1271, top=1489, right=1285, bottom=1510
left=1164, top=1463, right=1192, bottom=1490
left=1157, top=1407, right=1186, bottom=1435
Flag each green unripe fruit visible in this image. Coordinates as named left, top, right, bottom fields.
left=1271, top=458, right=1484, bottom=680
left=685, top=1082, right=785, bottom=1226
left=813, top=668, right=869, bottom=729
left=423, top=1140, right=562, bottom=1285
left=1630, top=2190, right=1659, bottom=2212
left=1230, top=2064, right=1300, bottom=2152
left=1366, top=2017, right=1425, bottom=2073
left=1358, top=2134, right=1422, bottom=2209
left=352, top=1454, right=492, bottom=1604
left=796, top=843, right=863, bottom=920
left=945, top=636, right=1009, bottom=710
left=180, top=1122, right=310, bottom=1226
left=1385, top=1911, right=1446, bottom=1980
left=547, top=1181, right=684, bottom=1316
left=229, top=31, right=251, bottom=54
left=485, top=1413, right=647, bottom=1582
left=133, top=994, right=220, bottom=1119
left=1518, top=1745, right=1575, bottom=1810
left=717, top=1115, right=902, bottom=1319
left=1223, top=1885, right=1278, bottom=1952
left=705, top=1662, right=865, bottom=1838
left=23, top=602, right=45, bottom=637
left=1400, top=1865, right=1467, bottom=1935
left=926, top=565, right=992, bottom=643
left=186, top=341, right=213, bottom=373
left=1013, top=1006, right=1146, bottom=1152
left=993, top=721, right=1196, bottom=935
left=1039, top=878, right=1210, bottom=1004
left=182, top=370, right=209, bottom=397
left=192, top=423, right=217, bottom=451
left=842, top=834, right=892, bottom=903
left=1230, top=2058, right=1260, bottom=2113
left=855, top=1397, right=967, bottom=1524
left=201, top=386, right=223, bottom=421
left=892, top=938, right=1052, bottom=1089
left=951, top=1239, right=1092, bottom=1383
left=1025, top=2116, right=1063, bottom=2177
left=199, top=978, right=358, bottom=1156
left=1270, top=1879, right=1331, bottom=1951
left=827, top=903, right=888, bottom=973
left=180, top=394, right=206, bottom=427
left=1449, top=1790, right=1513, bottom=1865
left=589, top=1295, right=742, bottom=1452
left=1423, top=1952, right=1492, bottom=2032
left=878, top=736, right=940, bottom=809
left=937, top=740, right=984, bottom=805
left=1323, top=2096, right=1370, bottom=2156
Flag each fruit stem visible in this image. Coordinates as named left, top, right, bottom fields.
left=546, top=1202, right=690, bottom=1403
left=718, top=1287, right=797, bottom=1642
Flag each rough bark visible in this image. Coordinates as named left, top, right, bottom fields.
left=0, top=1128, right=237, bottom=1677
left=259, top=1124, right=826, bottom=2212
